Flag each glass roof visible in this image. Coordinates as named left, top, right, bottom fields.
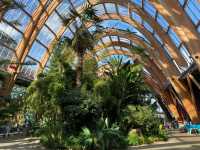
left=0, top=0, right=199, bottom=81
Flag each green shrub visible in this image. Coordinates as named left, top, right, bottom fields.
left=127, top=130, right=140, bottom=146
left=138, top=136, right=145, bottom=145
left=145, top=136, right=155, bottom=144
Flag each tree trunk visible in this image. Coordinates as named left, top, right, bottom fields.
left=0, top=2, right=6, bottom=22
left=0, top=10, right=4, bottom=21
left=76, top=52, right=84, bottom=88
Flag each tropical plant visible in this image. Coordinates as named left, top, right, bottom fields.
left=79, top=118, right=127, bottom=150
left=94, top=57, right=151, bottom=123
left=61, top=5, right=102, bottom=87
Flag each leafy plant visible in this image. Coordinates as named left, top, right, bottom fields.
left=127, top=130, right=140, bottom=146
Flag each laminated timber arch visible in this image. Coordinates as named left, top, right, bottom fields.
left=149, top=0, right=200, bottom=67
left=0, top=0, right=61, bottom=96
left=94, top=41, right=184, bottom=122
left=0, top=0, right=200, bottom=122
left=89, top=26, right=200, bottom=122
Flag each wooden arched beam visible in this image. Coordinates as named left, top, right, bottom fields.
left=0, top=0, right=61, bottom=95
left=149, top=0, right=200, bottom=66
left=87, top=0, right=188, bottom=66
left=93, top=28, right=180, bottom=77
left=92, top=36, right=200, bottom=122
left=93, top=40, right=169, bottom=88
left=144, top=75, right=183, bottom=122
left=38, top=4, right=187, bottom=77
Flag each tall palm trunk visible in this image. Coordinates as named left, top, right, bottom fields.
left=0, top=3, right=5, bottom=21
left=76, top=52, right=84, bottom=88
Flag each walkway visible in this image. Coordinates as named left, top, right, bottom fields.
left=0, top=131, right=200, bottom=150
left=0, top=136, right=45, bottom=150
left=129, top=131, right=200, bottom=150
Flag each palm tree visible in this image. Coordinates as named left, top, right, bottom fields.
left=61, top=5, right=102, bottom=87
left=0, top=0, right=25, bottom=24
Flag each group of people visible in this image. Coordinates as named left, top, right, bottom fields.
left=2, top=116, right=31, bottom=138
left=164, top=119, right=179, bottom=129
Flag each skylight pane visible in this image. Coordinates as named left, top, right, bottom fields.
left=156, top=14, right=169, bottom=31
left=168, top=28, right=181, bottom=47
left=56, top=0, right=70, bottom=15
left=63, top=28, right=74, bottom=39
left=46, top=12, right=63, bottom=33
left=143, top=21, right=153, bottom=33
left=184, top=0, right=200, bottom=25
left=15, top=0, right=39, bottom=15
left=143, top=0, right=156, bottom=18
left=119, top=37, right=130, bottom=44
left=37, top=26, right=55, bottom=46
left=102, top=36, right=111, bottom=43
left=178, top=0, right=186, bottom=6
left=0, top=22, right=23, bottom=45
left=118, top=5, right=128, bottom=16
left=94, top=4, right=106, bottom=16
left=198, top=25, right=200, bottom=33
left=28, top=42, right=47, bottom=61
left=105, top=3, right=116, bottom=13
left=131, top=12, right=142, bottom=24
left=4, top=9, right=30, bottom=32
left=179, top=44, right=193, bottom=65
left=111, top=36, right=118, bottom=41
left=70, top=0, right=86, bottom=8
left=163, top=46, right=172, bottom=61
left=154, top=32, right=163, bottom=45
left=131, top=0, right=142, bottom=7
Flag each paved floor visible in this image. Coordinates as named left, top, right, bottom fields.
left=129, top=132, right=200, bottom=150
left=0, top=136, right=45, bottom=150
left=0, top=132, right=200, bottom=150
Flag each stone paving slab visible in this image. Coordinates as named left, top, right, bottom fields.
left=0, top=132, right=200, bottom=150
left=129, top=132, right=200, bottom=150
left=0, top=137, right=46, bottom=150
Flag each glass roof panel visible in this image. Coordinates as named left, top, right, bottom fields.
left=131, top=12, right=142, bottom=24
left=102, top=36, right=111, bottom=43
left=94, top=4, right=106, bottom=16
left=0, top=45, right=15, bottom=61
left=143, top=0, right=157, bottom=18
left=3, top=9, right=30, bottom=32
left=63, top=28, right=74, bottom=39
left=117, top=5, right=128, bottom=16
left=46, top=12, right=63, bottom=33
left=56, top=0, right=71, bottom=15
left=37, top=26, right=55, bottom=46
left=168, top=28, right=181, bottom=48
left=178, top=0, right=186, bottom=6
left=110, top=35, right=118, bottom=41
left=105, top=3, right=116, bottom=13
left=143, top=21, right=153, bottom=33
left=156, top=14, right=169, bottom=32
left=198, top=25, right=200, bottom=33
left=184, top=0, right=200, bottom=25
left=119, top=37, right=131, bottom=44
left=70, top=0, right=86, bottom=8
left=131, top=0, right=143, bottom=7
left=15, top=0, right=39, bottom=15
left=28, top=41, right=47, bottom=61
left=0, top=22, right=23, bottom=45
left=98, top=55, right=133, bottom=67
left=20, top=57, right=39, bottom=80
left=179, top=44, right=193, bottom=65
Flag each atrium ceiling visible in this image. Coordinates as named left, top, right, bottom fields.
left=0, top=0, right=200, bottom=123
